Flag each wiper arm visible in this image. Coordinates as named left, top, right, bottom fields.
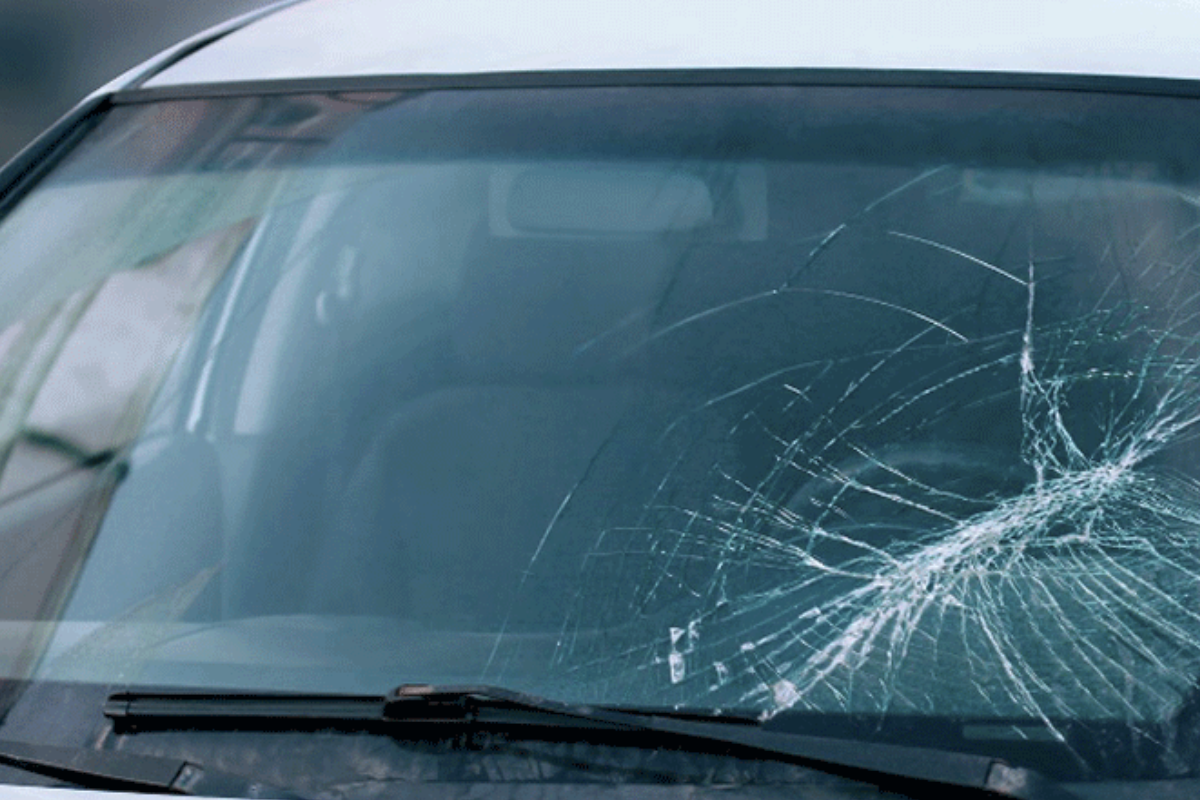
left=0, top=736, right=304, bottom=797
left=106, top=684, right=1080, bottom=800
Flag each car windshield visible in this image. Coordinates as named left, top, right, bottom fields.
left=3, top=83, right=1200, bottom=781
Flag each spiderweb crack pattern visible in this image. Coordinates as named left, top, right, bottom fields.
left=502, top=171, right=1200, bottom=751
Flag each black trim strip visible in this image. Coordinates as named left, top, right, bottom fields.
left=115, top=67, right=1200, bottom=104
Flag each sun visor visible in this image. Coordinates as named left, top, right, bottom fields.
left=489, top=162, right=766, bottom=240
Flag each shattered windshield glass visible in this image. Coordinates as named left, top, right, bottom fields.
left=2, top=84, right=1200, bottom=779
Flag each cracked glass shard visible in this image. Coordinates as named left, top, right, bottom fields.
left=494, top=166, right=1200, bottom=741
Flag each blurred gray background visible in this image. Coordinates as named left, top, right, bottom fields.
left=0, top=0, right=280, bottom=164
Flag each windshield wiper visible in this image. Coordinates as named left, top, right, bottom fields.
left=0, top=736, right=304, bottom=797
left=105, top=684, right=1080, bottom=800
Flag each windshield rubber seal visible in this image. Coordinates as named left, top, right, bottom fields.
left=108, top=67, right=1200, bottom=105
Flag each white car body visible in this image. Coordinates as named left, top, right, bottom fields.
left=141, top=0, right=1200, bottom=85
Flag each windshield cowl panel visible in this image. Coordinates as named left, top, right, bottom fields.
left=0, top=83, right=1199, bottom=785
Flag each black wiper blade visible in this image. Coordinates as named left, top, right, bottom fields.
left=386, top=686, right=1080, bottom=800
left=0, top=736, right=304, bottom=797
left=105, top=684, right=1080, bottom=800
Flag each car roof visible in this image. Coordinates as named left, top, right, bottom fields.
left=141, top=0, right=1200, bottom=89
